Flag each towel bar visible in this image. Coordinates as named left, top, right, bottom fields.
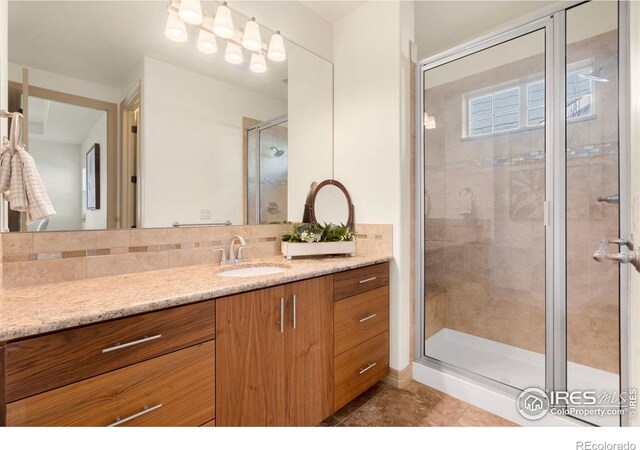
left=172, top=221, right=232, bottom=227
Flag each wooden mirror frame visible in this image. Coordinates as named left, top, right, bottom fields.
left=305, top=179, right=354, bottom=228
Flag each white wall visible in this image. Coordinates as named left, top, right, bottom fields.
left=140, top=57, right=286, bottom=228
left=28, top=140, right=82, bottom=231
left=233, top=1, right=333, bottom=62
left=81, top=112, right=108, bottom=230
left=333, top=1, right=414, bottom=372
left=287, top=44, right=334, bottom=221
left=414, top=1, right=555, bottom=60
left=8, top=63, right=121, bottom=105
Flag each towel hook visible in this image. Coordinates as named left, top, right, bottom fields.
left=459, top=186, right=474, bottom=197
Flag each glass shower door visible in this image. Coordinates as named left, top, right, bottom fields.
left=421, top=27, right=548, bottom=391
left=566, top=1, right=621, bottom=427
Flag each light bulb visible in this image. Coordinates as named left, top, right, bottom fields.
left=267, top=31, right=286, bottom=62
left=213, top=2, right=235, bottom=39
left=197, top=17, right=217, bottom=54
left=225, top=42, right=244, bottom=65
left=242, top=18, right=262, bottom=52
left=250, top=53, right=267, bottom=73
left=179, top=0, right=203, bottom=25
left=165, top=10, right=187, bottom=43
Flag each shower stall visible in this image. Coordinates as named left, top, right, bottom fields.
left=415, top=1, right=628, bottom=426
left=246, top=116, right=288, bottom=224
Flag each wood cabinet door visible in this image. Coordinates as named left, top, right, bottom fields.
left=216, top=286, right=286, bottom=426
left=284, top=276, right=334, bottom=426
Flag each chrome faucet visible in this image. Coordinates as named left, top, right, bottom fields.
left=212, top=235, right=250, bottom=266
left=230, top=235, right=249, bottom=263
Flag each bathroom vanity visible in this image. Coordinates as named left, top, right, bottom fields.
left=0, top=259, right=389, bottom=427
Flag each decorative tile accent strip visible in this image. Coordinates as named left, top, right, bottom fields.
left=1, top=223, right=392, bottom=289
left=425, top=141, right=618, bottom=174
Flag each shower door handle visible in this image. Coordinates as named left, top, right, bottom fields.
left=597, top=194, right=620, bottom=204
left=593, top=237, right=640, bottom=272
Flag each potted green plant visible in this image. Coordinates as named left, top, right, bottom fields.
left=281, top=223, right=356, bottom=259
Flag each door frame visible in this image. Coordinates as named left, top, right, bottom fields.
left=119, top=81, right=142, bottom=229
left=413, top=0, right=629, bottom=426
left=8, top=81, right=118, bottom=229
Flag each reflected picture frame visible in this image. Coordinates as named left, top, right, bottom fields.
left=86, top=143, right=100, bottom=210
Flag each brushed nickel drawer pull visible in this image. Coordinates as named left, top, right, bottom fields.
left=108, top=404, right=163, bottom=427
left=102, top=334, right=162, bottom=354
left=291, top=294, right=297, bottom=329
left=359, top=313, right=377, bottom=323
left=277, top=297, right=285, bottom=334
left=358, top=362, right=377, bottom=375
left=359, top=277, right=377, bottom=284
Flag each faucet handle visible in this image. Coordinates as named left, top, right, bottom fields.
left=212, top=248, right=228, bottom=265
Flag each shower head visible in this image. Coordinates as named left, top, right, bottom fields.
left=580, top=67, right=609, bottom=82
left=271, top=146, right=285, bottom=157
left=579, top=54, right=618, bottom=83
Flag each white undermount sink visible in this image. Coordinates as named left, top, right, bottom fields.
left=217, top=265, right=288, bottom=277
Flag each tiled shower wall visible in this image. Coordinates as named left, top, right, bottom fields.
left=423, top=30, right=619, bottom=374
left=0, top=223, right=391, bottom=290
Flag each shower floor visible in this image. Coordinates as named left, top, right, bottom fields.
left=425, top=328, right=620, bottom=427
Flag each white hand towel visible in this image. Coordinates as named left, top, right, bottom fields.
left=0, top=111, right=56, bottom=224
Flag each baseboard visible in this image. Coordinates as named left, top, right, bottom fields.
left=383, top=364, right=412, bottom=388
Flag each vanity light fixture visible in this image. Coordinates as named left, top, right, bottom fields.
left=242, top=18, right=262, bottom=52
left=225, top=42, right=244, bottom=65
left=178, top=0, right=204, bottom=25
left=267, top=31, right=286, bottom=62
left=164, top=2, right=284, bottom=75
left=165, top=9, right=188, bottom=42
left=424, top=113, right=437, bottom=129
left=213, top=1, right=235, bottom=39
left=197, top=16, right=218, bottom=54
left=250, top=53, right=268, bottom=73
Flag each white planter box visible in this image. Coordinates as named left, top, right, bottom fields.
left=281, top=240, right=357, bottom=260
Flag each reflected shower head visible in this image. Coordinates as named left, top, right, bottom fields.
left=579, top=54, right=617, bottom=83
left=271, top=146, right=285, bottom=157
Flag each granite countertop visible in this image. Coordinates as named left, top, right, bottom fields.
left=0, top=255, right=391, bottom=342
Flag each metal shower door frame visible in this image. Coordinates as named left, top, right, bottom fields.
left=414, top=1, right=629, bottom=426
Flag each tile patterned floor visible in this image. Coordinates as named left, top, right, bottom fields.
left=320, top=381, right=517, bottom=427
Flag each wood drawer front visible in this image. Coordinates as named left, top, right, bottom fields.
left=6, top=300, right=215, bottom=402
left=333, top=262, right=389, bottom=301
left=6, top=341, right=215, bottom=427
left=334, top=331, right=389, bottom=411
left=334, top=286, right=389, bottom=356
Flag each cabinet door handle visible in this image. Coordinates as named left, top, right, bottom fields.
left=277, top=297, right=285, bottom=334
left=291, top=294, right=297, bottom=329
left=358, top=363, right=377, bottom=375
left=108, top=404, right=163, bottom=427
left=102, top=334, right=162, bottom=354
left=359, top=313, right=377, bottom=323
left=359, top=277, right=377, bottom=284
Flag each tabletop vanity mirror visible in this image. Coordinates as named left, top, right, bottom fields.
left=4, top=0, right=333, bottom=232
left=307, top=179, right=354, bottom=228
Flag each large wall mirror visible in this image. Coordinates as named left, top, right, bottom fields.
left=5, top=0, right=333, bottom=232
